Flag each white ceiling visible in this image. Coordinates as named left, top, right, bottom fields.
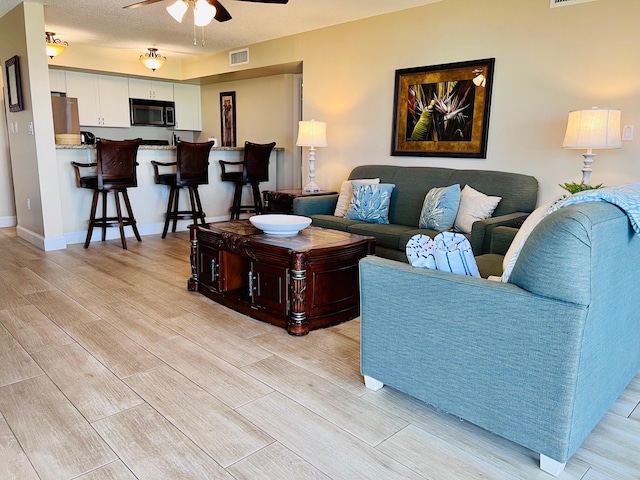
left=1, top=0, right=441, bottom=59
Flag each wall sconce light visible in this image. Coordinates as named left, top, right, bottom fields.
left=296, top=119, right=328, bottom=192
left=562, top=107, right=622, bottom=185
left=45, top=32, right=68, bottom=59
left=139, top=48, right=167, bottom=72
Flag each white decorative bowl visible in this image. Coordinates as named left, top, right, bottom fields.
left=249, top=214, right=312, bottom=236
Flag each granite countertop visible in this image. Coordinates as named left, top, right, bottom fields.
left=56, top=145, right=284, bottom=151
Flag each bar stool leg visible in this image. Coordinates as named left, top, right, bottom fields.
left=113, top=190, right=127, bottom=249
left=231, top=182, right=243, bottom=220
left=122, top=189, right=141, bottom=243
left=84, top=190, right=99, bottom=249
left=192, top=187, right=206, bottom=225
left=251, top=183, right=263, bottom=215
left=101, top=191, right=108, bottom=241
left=172, top=188, right=181, bottom=233
left=162, top=186, right=176, bottom=239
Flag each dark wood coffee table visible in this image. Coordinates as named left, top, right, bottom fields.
left=188, top=220, right=375, bottom=335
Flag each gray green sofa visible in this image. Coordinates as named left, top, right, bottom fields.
left=292, top=165, right=538, bottom=264
left=359, top=201, right=640, bottom=475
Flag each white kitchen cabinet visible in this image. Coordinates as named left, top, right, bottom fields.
left=49, top=69, right=66, bottom=93
left=65, top=71, right=130, bottom=127
left=129, top=78, right=174, bottom=101
left=173, top=83, right=202, bottom=131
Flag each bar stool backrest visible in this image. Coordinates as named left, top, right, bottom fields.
left=176, top=140, right=216, bottom=186
left=243, top=141, right=276, bottom=184
left=96, top=138, right=142, bottom=190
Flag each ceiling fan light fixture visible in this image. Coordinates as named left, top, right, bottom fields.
left=45, top=32, right=68, bottom=59
left=139, top=47, right=167, bottom=72
left=193, top=0, right=217, bottom=27
left=166, top=0, right=188, bottom=22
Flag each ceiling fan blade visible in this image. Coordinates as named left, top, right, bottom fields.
left=123, top=0, right=166, bottom=9
left=206, top=0, right=233, bottom=22
left=237, top=0, right=289, bottom=3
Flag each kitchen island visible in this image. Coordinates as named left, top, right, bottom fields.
left=56, top=145, right=283, bottom=245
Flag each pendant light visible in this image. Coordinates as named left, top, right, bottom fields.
left=139, top=48, right=167, bottom=72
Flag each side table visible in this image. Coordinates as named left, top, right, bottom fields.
left=263, top=189, right=338, bottom=214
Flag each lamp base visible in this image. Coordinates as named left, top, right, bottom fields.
left=303, top=182, right=321, bottom=193
left=581, top=151, right=596, bottom=186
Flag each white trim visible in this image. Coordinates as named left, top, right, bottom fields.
left=0, top=216, right=17, bottom=228
left=16, top=225, right=67, bottom=251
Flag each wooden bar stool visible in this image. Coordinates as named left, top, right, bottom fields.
left=71, top=138, right=142, bottom=249
left=151, top=140, right=215, bottom=238
left=219, top=140, right=276, bottom=220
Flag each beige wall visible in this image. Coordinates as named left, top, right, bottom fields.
left=0, top=2, right=64, bottom=248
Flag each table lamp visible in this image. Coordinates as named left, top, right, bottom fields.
left=562, top=107, right=621, bottom=185
left=296, top=120, right=327, bottom=192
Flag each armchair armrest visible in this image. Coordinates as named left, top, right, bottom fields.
left=470, top=212, right=530, bottom=255
left=293, top=194, right=339, bottom=216
left=219, top=160, right=243, bottom=173
left=70, top=161, right=97, bottom=188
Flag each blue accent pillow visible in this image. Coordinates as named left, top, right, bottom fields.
left=345, top=182, right=395, bottom=224
left=419, top=184, right=461, bottom=231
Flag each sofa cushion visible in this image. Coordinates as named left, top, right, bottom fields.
left=334, top=178, right=379, bottom=217
left=346, top=222, right=416, bottom=250
left=419, top=184, right=461, bottom=231
left=310, top=214, right=360, bottom=232
left=345, top=183, right=395, bottom=224
left=454, top=185, right=501, bottom=234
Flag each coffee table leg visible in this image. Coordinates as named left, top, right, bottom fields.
left=288, top=268, right=309, bottom=335
left=187, top=225, right=199, bottom=291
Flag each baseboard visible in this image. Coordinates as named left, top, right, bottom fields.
left=0, top=215, right=17, bottom=228
left=63, top=216, right=229, bottom=245
left=16, top=226, right=67, bottom=251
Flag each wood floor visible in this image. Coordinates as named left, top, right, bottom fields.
left=0, top=227, right=638, bottom=480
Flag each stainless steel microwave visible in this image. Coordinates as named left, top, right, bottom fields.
left=129, top=98, right=175, bottom=127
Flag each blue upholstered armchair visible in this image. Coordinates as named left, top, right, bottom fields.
left=359, top=201, right=640, bottom=475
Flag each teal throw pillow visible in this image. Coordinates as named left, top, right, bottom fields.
left=345, top=182, right=395, bottom=224
left=419, top=184, right=461, bottom=231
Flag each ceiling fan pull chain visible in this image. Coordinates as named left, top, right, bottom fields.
left=193, top=22, right=197, bottom=46
left=201, top=27, right=206, bottom=46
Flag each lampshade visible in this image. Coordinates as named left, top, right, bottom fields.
left=139, top=48, right=167, bottom=72
left=166, top=0, right=188, bottom=22
left=193, top=0, right=217, bottom=26
left=45, top=32, right=68, bottom=59
left=562, top=107, right=622, bottom=150
left=296, top=120, right=328, bottom=147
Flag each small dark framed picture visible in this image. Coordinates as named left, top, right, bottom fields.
left=391, top=58, right=495, bottom=158
left=5, top=55, right=23, bottom=112
left=220, top=91, right=237, bottom=147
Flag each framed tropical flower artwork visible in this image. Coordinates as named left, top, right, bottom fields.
left=391, top=58, right=495, bottom=158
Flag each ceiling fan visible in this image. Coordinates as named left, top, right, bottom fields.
left=123, top=0, right=289, bottom=24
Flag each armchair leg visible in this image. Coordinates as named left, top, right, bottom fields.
left=364, top=375, right=384, bottom=391
left=540, top=454, right=566, bottom=476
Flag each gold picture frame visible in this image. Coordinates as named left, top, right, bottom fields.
left=391, top=58, right=495, bottom=158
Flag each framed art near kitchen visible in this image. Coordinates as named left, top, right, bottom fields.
left=5, top=55, right=23, bottom=112
left=220, top=91, right=237, bottom=147
left=391, top=58, right=495, bottom=158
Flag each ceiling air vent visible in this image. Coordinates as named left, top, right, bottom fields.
left=550, top=0, right=597, bottom=7
left=229, top=48, right=249, bottom=66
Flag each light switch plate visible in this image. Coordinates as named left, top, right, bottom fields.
left=622, top=124, right=635, bottom=141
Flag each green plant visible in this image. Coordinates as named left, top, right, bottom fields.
left=559, top=182, right=604, bottom=194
